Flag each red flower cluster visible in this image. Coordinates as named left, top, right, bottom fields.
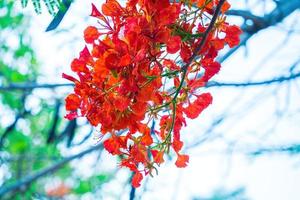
left=64, top=0, right=241, bottom=188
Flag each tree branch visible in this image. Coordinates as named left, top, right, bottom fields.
left=0, top=115, right=21, bottom=149
left=219, top=0, right=300, bottom=63
left=226, top=9, right=264, bottom=25
left=206, top=71, right=300, bottom=88
left=129, top=172, right=136, bottom=200
left=47, top=100, right=61, bottom=144
left=0, top=83, right=73, bottom=91
left=1, top=71, right=299, bottom=92
left=174, top=0, right=226, bottom=100
left=0, top=144, right=103, bottom=197
left=249, top=144, right=300, bottom=156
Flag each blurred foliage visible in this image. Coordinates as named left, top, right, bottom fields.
left=0, top=1, right=111, bottom=199
left=20, top=0, right=61, bottom=15
left=73, top=174, right=111, bottom=195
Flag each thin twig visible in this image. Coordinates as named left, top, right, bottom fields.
left=0, top=83, right=73, bottom=91
left=1, top=71, right=299, bottom=92
left=173, top=0, right=226, bottom=100
left=206, top=71, right=300, bottom=88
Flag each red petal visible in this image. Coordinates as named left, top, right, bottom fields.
left=172, top=138, right=183, bottom=152
left=151, top=150, right=164, bottom=164
left=91, top=3, right=106, bottom=21
left=201, top=60, right=221, bottom=82
left=180, top=43, right=192, bottom=62
left=105, top=52, right=120, bottom=69
left=119, top=54, right=131, bottom=66
left=141, top=132, right=153, bottom=146
left=65, top=94, right=81, bottom=111
left=71, top=58, right=88, bottom=73
left=221, top=1, right=231, bottom=13
left=114, top=97, right=130, bottom=112
left=167, top=36, right=181, bottom=54
left=224, top=25, right=242, bottom=48
left=62, top=73, right=78, bottom=83
left=175, top=154, right=189, bottom=168
left=84, top=26, right=100, bottom=44
left=79, top=46, right=93, bottom=65
left=135, top=48, right=146, bottom=62
left=132, top=172, right=143, bottom=188
left=103, top=136, right=121, bottom=155
left=120, top=159, right=137, bottom=171
left=64, top=112, right=78, bottom=120
left=211, top=38, right=225, bottom=50
left=163, top=59, right=180, bottom=70
left=102, top=0, right=124, bottom=17
left=184, top=93, right=212, bottom=119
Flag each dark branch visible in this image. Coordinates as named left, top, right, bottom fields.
left=0, top=115, right=21, bottom=149
left=72, top=128, right=93, bottom=146
left=129, top=172, right=136, bottom=200
left=219, top=0, right=300, bottom=63
left=250, top=144, right=300, bottom=156
left=55, top=119, right=77, bottom=146
left=0, top=144, right=103, bottom=197
left=206, top=71, right=300, bottom=88
left=174, top=0, right=226, bottom=100
left=1, top=71, right=299, bottom=92
left=184, top=0, right=226, bottom=70
left=0, top=83, right=73, bottom=91
left=47, top=101, right=61, bottom=144
left=226, top=9, right=264, bottom=25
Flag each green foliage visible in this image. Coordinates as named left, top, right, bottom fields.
left=0, top=1, right=73, bottom=198
left=0, top=1, right=38, bottom=110
left=6, top=130, right=31, bottom=153
left=0, top=2, right=24, bottom=29
left=0, top=2, right=114, bottom=199
left=73, top=174, right=111, bottom=194
left=20, top=0, right=61, bottom=15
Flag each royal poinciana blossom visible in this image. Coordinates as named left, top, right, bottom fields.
left=63, top=0, right=241, bottom=188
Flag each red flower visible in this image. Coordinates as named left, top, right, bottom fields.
left=103, top=135, right=122, bottom=155
left=132, top=172, right=143, bottom=188
left=184, top=93, right=212, bottom=119
left=167, top=36, right=181, bottom=54
left=102, top=0, right=124, bottom=17
left=151, top=150, right=164, bottom=164
left=172, top=137, right=184, bottom=153
left=90, top=3, right=106, bottom=21
left=223, top=25, right=242, bottom=48
left=201, top=59, right=221, bottom=82
left=175, top=154, right=189, bottom=168
left=71, top=59, right=88, bottom=73
left=84, top=26, right=100, bottom=44
left=64, top=0, right=241, bottom=188
left=65, top=94, right=80, bottom=111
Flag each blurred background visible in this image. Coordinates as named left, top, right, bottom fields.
left=0, top=0, right=300, bottom=199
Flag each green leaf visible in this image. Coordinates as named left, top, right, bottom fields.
left=6, top=130, right=31, bottom=153
left=95, top=174, right=110, bottom=183
left=21, top=0, right=29, bottom=8
left=1, top=92, right=23, bottom=109
left=20, top=0, right=61, bottom=15
left=73, top=180, right=92, bottom=194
